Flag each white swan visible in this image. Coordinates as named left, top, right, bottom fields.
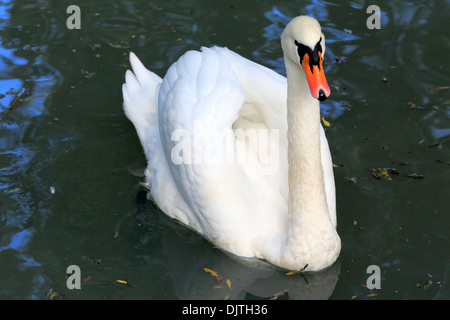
left=122, top=15, right=340, bottom=271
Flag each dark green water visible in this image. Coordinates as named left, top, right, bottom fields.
left=0, top=0, right=448, bottom=299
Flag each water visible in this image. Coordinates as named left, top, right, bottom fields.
left=0, top=0, right=448, bottom=300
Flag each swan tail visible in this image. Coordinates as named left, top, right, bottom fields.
left=122, top=52, right=162, bottom=147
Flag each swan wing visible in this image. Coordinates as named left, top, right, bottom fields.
left=157, top=47, right=289, bottom=255
left=123, top=53, right=193, bottom=226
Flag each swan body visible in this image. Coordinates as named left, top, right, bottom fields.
left=123, top=16, right=340, bottom=271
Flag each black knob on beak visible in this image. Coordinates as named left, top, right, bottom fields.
left=318, top=89, right=327, bottom=102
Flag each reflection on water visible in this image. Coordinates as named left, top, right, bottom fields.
left=0, top=0, right=448, bottom=299
left=161, top=217, right=341, bottom=300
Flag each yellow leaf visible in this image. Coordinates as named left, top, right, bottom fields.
left=353, top=220, right=358, bottom=226
left=203, top=268, right=219, bottom=278
left=114, top=231, right=119, bottom=239
left=367, top=293, right=378, bottom=297
left=226, top=279, right=231, bottom=290
left=49, top=291, right=59, bottom=299
left=117, top=280, right=128, bottom=284
left=321, top=116, right=331, bottom=127
left=223, top=295, right=230, bottom=300
left=351, top=295, right=358, bottom=300
left=285, top=270, right=298, bottom=276
left=344, top=176, right=358, bottom=184
left=378, top=168, right=389, bottom=178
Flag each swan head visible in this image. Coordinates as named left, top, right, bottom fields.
left=281, top=16, right=330, bottom=101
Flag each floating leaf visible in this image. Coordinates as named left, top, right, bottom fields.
left=321, top=115, right=331, bottom=127
left=425, top=143, right=440, bottom=149
left=226, top=279, right=232, bottom=290
left=370, top=169, right=380, bottom=180
left=422, top=280, right=432, bottom=289
left=204, top=267, right=222, bottom=284
left=83, top=275, right=93, bottom=285
left=5, top=89, right=22, bottom=95
left=4, top=188, right=22, bottom=194
left=408, top=101, right=424, bottom=110
left=270, top=289, right=288, bottom=300
left=82, top=256, right=102, bottom=264
left=203, top=268, right=219, bottom=278
left=117, top=280, right=128, bottom=284
left=114, top=231, right=119, bottom=239
left=429, top=86, right=450, bottom=90
left=223, top=295, right=230, bottom=300
left=46, top=289, right=65, bottom=300
left=90, top=43, right=102, bottom=51
left=81, top=69, right=96, bottom=78
left=405, top=173, right=424, bottom=179
left=344, top=176, right=358, bottom=184
left=367, top=293, right=378, bottom=297
left=388, top=168, right=401, bottom=176
left=285, top=270, right=298, bottom=276
left=418, top=140, right=440, bottom=149
left=370, top=168, right=394, bottom=181
left=334, top=56, right=347, bottom=64
left=378, top=168, right=392, bottom=180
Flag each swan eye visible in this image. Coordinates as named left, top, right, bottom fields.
left=295, top=38, right=323, bottom=72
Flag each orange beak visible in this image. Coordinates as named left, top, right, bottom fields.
left=301, top=51, right=330, bottom=101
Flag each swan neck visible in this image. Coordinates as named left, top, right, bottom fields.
left=284, top=57, right=333, bottom=254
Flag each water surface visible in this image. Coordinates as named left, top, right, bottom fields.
left=0, top=0, right=448, bottom=299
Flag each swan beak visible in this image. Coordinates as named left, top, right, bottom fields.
left=301, top=51, right=330, bottom=101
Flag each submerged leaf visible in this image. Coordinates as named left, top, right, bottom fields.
left=203, top=267, right=219, bottom=278
left=204, top=267, right=222, bottom=284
